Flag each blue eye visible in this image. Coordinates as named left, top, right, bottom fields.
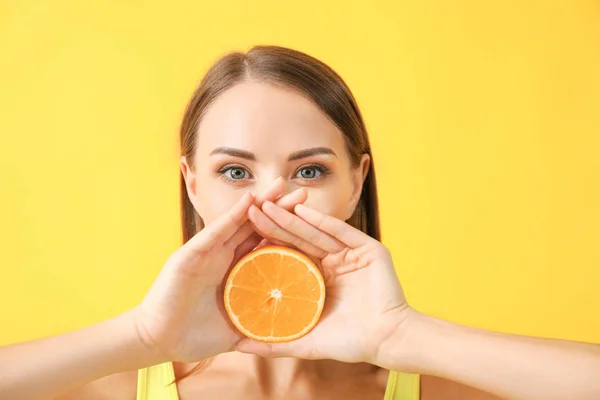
left=221, top=166, right=250, bottom=181
left=295, top=165, right=327, bottom=181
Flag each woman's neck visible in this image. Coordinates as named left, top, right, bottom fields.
left=174, top=352, right=381, bottom=394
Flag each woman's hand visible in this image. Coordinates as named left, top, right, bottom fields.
left=241, top=202, right=600, bottom=400
left=238, top=201, right=414, bottom=366
left=131, top=178, right=308, bottom=363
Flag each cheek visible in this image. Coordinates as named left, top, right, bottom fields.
left=194, top=179, right=243, bottom=225
left=304, top=183, right=353, bottom=220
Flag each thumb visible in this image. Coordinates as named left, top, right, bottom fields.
left=236, top=338, right=315, bottom=359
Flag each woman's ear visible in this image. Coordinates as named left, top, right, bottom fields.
left=347, top=153, right=370, bottom=217
left=180, top=156, right=198, bottom=205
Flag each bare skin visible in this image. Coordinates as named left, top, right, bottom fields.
left=58, top=360, right=501, bottom=400
left=2, top=82, right=598, bottom=400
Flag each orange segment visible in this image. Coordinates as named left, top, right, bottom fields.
left=224, top=245, right=326, bottom=342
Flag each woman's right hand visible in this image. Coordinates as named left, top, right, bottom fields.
left=131, top=178, right=307, bottom=363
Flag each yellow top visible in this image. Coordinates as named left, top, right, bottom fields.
left=137, top=362, right=420, bottom=400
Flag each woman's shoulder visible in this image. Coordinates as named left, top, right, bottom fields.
left=56, top=370, right=137, bottom=400
left=420, top=375, right=504, bottom=400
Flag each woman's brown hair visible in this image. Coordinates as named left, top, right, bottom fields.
left=177, top=45, right=381, bottom=379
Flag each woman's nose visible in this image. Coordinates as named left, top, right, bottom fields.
left=254, top=176, right=291, bottom=202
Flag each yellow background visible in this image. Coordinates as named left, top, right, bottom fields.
left=1, top=1, right=599, bottom=345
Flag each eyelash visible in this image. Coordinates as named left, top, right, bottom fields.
left=296, top=164, right=330, bottom=182
left=217, top=164, right=330, bottom=183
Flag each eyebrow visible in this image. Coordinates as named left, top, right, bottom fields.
left=288, top=147, right=337, bottom=161
left=209, top=147, right=337, bottom=161
left=209, top=147, right=256, bottom=160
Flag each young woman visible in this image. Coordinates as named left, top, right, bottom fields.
left=1, top=45, right=598, bottom=400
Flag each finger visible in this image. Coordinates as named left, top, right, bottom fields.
left=255, top=236, right=288, bottom=249
left=227, top=222, right=289, bottom=264
left=255, top=176, right=286, bottom=205
left=236, top=338, right=317, bottom=359
left=198, top=180, right=306, bottom=253
left=225, top=187, right=306, bottom=251
left=273, top=187, right=308, bottom=210
left=262, top=201, right=344, bottom=254
left=294, top=203, right=368, bottom=249
left=231, top=232, right=263, bottom=265
left=224, top=220, right=255, bottom=250
left=257, top=238, right=272, bottom=248
left=223, top=178, right=289, bottom=251
left=248, top=205, right=327, bottom=259
left=186, top=192, right=254, bottom=252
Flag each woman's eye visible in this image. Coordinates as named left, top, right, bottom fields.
left=295, top=166, right=326, bottom=180
left=222, top=166, right=250, bottom=181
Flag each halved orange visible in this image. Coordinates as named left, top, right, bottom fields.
left=224, top=245, right=326, bottom=343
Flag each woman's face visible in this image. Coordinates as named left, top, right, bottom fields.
left=181, top=82, right=370, bottom=226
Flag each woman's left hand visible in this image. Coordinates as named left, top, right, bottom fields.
left=237, top=201, right=413, bottom=365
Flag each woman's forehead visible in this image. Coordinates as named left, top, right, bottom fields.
left=195, top=82, right=347, bottom=157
